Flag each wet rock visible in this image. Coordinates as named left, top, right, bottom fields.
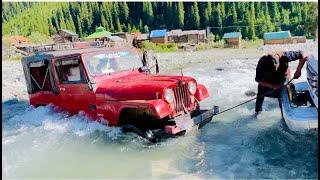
left=245, top=90, right=257, bottom=97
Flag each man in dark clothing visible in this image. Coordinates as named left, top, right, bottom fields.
left=255, top=50, right=309, bottom=116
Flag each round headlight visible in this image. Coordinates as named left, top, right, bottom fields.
left=188, top=82, right=197, bottom=95
left=164, top=89, right=175, bottom=103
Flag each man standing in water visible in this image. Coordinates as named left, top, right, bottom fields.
left=254, top=50, right=309, bottom=116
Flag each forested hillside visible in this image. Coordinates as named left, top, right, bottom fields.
left=2, top=2, right=318, bottom=40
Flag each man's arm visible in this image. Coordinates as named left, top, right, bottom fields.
left=279, top=50, right=308, bottom=79
left=293, top=52, right=308, bottom=79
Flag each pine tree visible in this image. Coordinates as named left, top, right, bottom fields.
left=101, top=13, right=107, bottom=29
left=220, top=2, right=226, bottom=25
left=116, top=18, right=122, bottom=32
left=271, top=2, right=281, bottom=31
left=190, top=2, right=200, bottom=29
left=131, top=25, right=137, bottom=32
left=76, top=15, right=82, bottom=37
left=120, top=2, right=129, bottom=22
left=301, top=3, right=308, bottom=23
left=248, top=2, right=256, bottom=40
left=139, top=18, right=143, bottom=31
left=255, top=2, right=266, bottom=38
left=232, top=2, right=237, bottom=26
left=305, top=2, right=318, bottom=38
left=204, top=2, right=212, bottom=27
left=143, top=2, right=153, bottom=26
left=281, top=8, right=290, bottom=26
left=265, top=2, right=275, bottom=32
left=177, top=2, right=184, bottom=29
left=127, top=23, right=131, bottom=33
left=213, top=3, right=223, bottom=38
left=2, top=2, right=319, bottom=40
left=143, top=25, right=149, bottom=33
left=48, top=18, right=56, bottom=35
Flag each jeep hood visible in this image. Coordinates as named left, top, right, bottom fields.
left=95, top=72, right=195, bottom=101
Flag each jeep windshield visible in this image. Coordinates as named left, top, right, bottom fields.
left=83, top=49, right=142, bottom=76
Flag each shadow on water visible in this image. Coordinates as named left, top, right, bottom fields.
left=2, top=98, right=29, bottom=122
left=251, top=121, right=318, bottom=179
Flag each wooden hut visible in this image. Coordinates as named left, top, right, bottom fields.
left=106, top=36, right=126, bottom=47
left=167, top=29, right=183, bottom=43
left=263, top=31, right=292, bottom=45
left=150, top=29, right=167, bottom=44
left=135, top=33, right=149, bottom=48
left=223, top=32, right=242, bottom=48
left=290, top=36, right=307, bottom=43
left=52, top=29, right=79, bottom=43
left=182, top=30, right=206, bottom=44
left=167, top=29, right=206, bottom=44
left=112, top=32, right=134, bottom=43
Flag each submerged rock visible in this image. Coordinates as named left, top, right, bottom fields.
left=215, top=68, right=224, bottom=71
left=245, top=90, right=257, bottom=97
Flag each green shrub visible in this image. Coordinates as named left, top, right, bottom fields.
left=241, top=39, right=263, bottom=48
left=195, top=44, right=208, bottom=51
left=207, top=40, right=225, bottom=48
left=141, top=41, right=177, bottom=52
left=141, top=41, right=156, bottom=50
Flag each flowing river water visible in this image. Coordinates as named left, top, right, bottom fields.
left=2, top=47, right=318, bottom=179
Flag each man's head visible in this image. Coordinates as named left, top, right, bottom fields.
left=266, top=54, right=280, bottom=70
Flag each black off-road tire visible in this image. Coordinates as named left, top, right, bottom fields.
left=122, top=124, right=157, bottom=143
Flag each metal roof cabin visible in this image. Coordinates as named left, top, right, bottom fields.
left=223, top=32, right=242, bottom=48
left=263, top=31, right=292, bottom=45
left=150, top=29, right=167, bottom=44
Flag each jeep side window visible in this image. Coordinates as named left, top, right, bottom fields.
left=55, top=58, right=87, bottom=84
left=29, top=60, right=52, bottom=92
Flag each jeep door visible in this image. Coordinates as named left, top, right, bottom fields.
left=54, top=55, right=96, bottom=118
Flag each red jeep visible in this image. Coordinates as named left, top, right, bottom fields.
left=22, top=47, right=218, bottom=142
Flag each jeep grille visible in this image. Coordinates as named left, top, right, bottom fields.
left=173, top=83, right=191, bottom=113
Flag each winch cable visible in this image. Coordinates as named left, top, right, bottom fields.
left=213, top=78, right=295, bottom=116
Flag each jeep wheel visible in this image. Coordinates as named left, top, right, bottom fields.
left=122, top=124, right=157, bottom=143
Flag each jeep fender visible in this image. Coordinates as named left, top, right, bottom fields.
left=195, top=84, right=209, bottom=101
left=118, top=99, right=172, bottom=119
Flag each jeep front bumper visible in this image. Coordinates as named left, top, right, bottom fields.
left=150, top=106, right=219, bottom=140
left=164, top=106, right=219, bottom=135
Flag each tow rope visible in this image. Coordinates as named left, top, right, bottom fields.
left=213, top=78, right=294, bottom=116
